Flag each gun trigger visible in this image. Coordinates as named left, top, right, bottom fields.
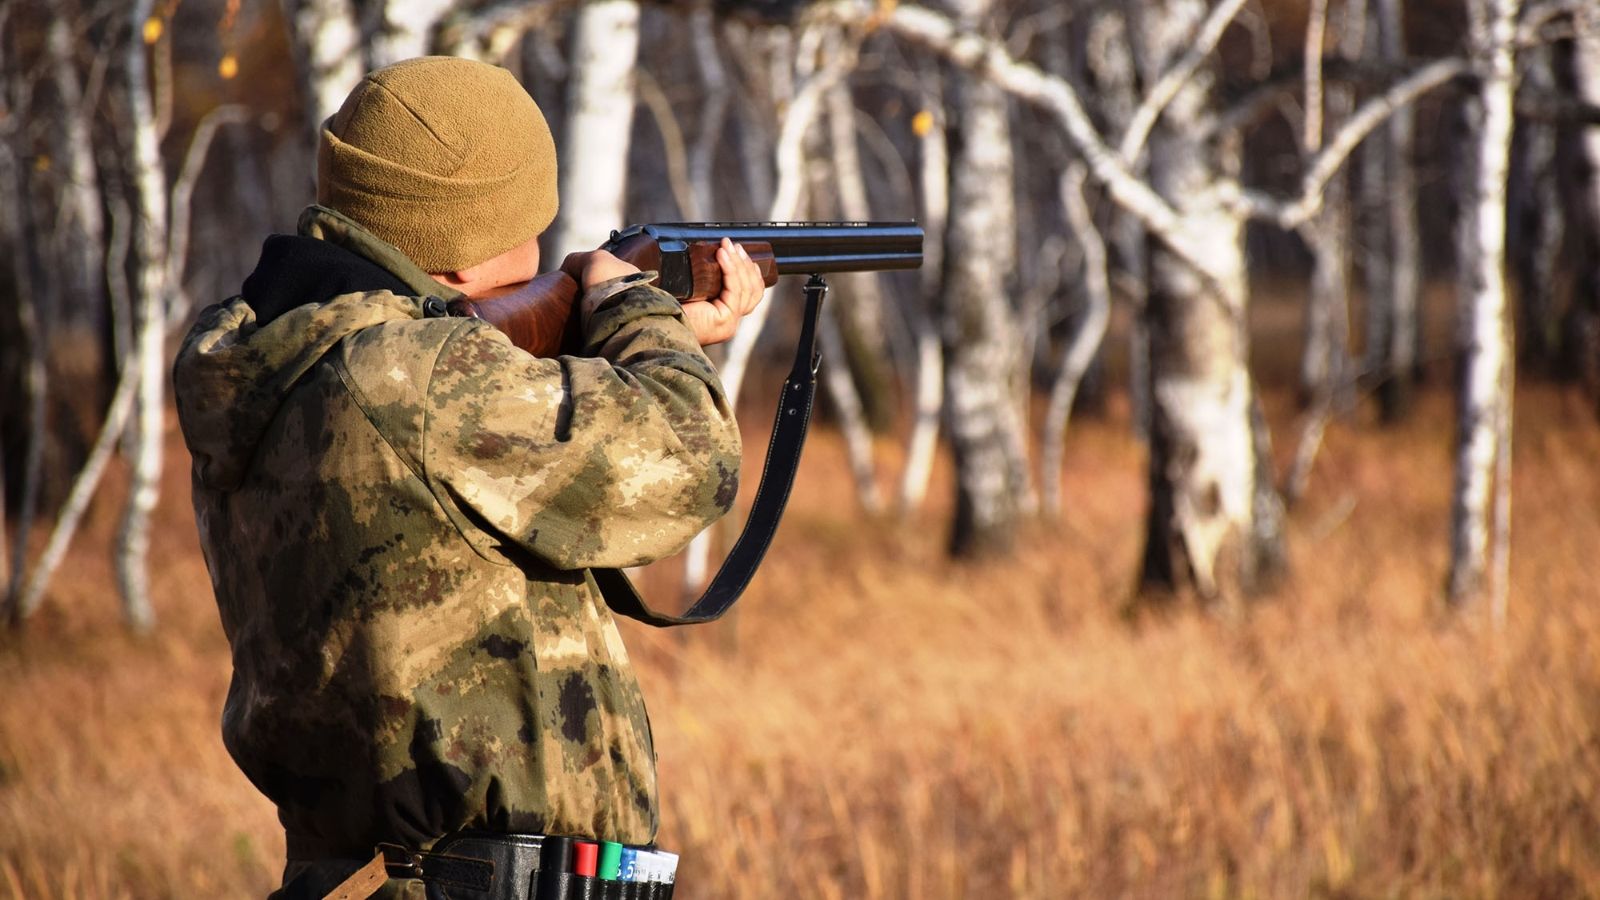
left=811, top=351, right=823, bottom=376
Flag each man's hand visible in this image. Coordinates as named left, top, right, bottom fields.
left=680, top=238, right=765, bottom=346
left=570, top=249, right=642, bottom=288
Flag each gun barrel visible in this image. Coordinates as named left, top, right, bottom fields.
left=622, top=222, right=924, bottom=275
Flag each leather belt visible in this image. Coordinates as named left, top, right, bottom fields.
left=319, top=832, right=677, bottom=900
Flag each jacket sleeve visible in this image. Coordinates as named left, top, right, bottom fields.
left=424, top=279, right=742, bottom=571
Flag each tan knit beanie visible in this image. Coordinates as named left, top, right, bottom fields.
left=316, top=56, right=558, bottom=273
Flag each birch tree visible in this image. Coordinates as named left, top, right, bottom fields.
left=806, top=98, right=884, bottom=514
left=682, top=22, right=853, bottom=593
left=1285, top=0, right=1367, bottom=503
left=1040, top=163, right=1111, bottom=519
left=1448, top=0, right=1521, bottom=621
left=279, top=0, right=364, bottom=139
left=940, top=0, right=1027, bottom=557
left=369, top=0, right=455, bottom=68
left=1577, top=6, right=1600, bottom=226
left=552, top=0, right=641, bottom=255
left=1299, top=0, right=1360, bottom=408
left=116, top=0, right=170, bottom=632
left=898, top=83, right=948, bottom=515
left=1084, top=9, right=1151, bottom=441
left=1360, top=0, right=1422, bottom=422
left=1572, top=3, right=1600, bottom=416
left=826, top=81, right=897, bottom=433
left=1126, top=0, right=1275, bottom=600
left=817, top=0, right=1464, bottom=594
left=46, top=10, right=105, bottom=313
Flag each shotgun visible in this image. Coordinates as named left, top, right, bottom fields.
left=446, top=221, right=924, bottom=356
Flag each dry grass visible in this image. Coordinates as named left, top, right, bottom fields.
left=3, top=380, right=1599, bottom=899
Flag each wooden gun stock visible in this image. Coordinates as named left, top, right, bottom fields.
left=447, top=270, right=581, bottom=358
left=447, top=240, right=779, bottom=358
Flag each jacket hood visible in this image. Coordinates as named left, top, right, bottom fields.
left=173, top=206, right=463, bottom=492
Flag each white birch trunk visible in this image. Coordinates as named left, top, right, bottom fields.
left=1041, top=164, right=1112, bottom=519
left=369, top=0, right=454, bottom=68
left=1086, top=11, right=1151, bottom=442
left=688, top=3, right=729, bottom=219
left=552, top=0, right=640, bottom=256
left=717, top=28, right=840, bottom=416
left=825, top=82, right=896, bottom=433
left=279, top=0, right=364, bottom=139
left=1374, top=0, right=1423, bottom=421
left=46, top=14, right=105, bottom=309
left=117, top=0, right=169, bottom=633
left=898, top=89, right=948, bottom=515
left=682, top=25, right=837, bottom=593
left=167, top=105, right=249, bottom=324
left=1299, top=0, right=1357, bottom=407
left=1131, top=0, right=1274, bottom=602
left=17, top=364, right=142, bottom=620
left=818, top=307, right=884, bottom=514
left=1448, top=0, right=1519, bottom=613
left=804, top=120, right=883, bottom=515
left=943, top=0, right=1025, bottom=557
left=1577, top=7, right=1600, bottom=227
left=1288, top=0, right=1364, bottom=495
left=1573, top=6, right=1600, bottom=408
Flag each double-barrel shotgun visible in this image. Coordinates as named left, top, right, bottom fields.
left=446, top=221, right=924, bottom=357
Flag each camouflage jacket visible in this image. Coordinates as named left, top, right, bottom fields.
left=174, top=206, right=740, bottom=880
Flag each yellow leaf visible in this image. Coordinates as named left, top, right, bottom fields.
left=33, top=155, right=50, bottom=173
left=143, top=16, right=163, bottom=44
left=912, top=110, right=934, bottom=137
left=218, top=54, right=238, bottom=80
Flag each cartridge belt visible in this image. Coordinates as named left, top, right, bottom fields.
left=319, top=832, right=677, bottom=900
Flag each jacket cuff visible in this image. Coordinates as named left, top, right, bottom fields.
left=580, top=272, right=686, bottom=352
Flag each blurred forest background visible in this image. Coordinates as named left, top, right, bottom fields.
left=2, top=0, right=1600, bottom=897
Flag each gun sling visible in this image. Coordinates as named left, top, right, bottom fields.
left=594, top=274, right=829, bottom=627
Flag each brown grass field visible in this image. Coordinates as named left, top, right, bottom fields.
left=2, top=340, right=1599, bottom=897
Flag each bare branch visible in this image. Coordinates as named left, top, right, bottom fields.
left=1518, top=0, right=1580, bottom=45
left=1244, top=57, right=1469, bottom=228
left=15, top=361, right=141, bottom=620
left=815, top=2, right=1188, bottom=261
left=1041, top=163, right=1112, bottom=519
left=1304, top=0, right=1329, bottom=152
left=1118, top=0, right=1251, bottom=162
left=688, top=2, right=730, bottom=217
left=634, top=69, right=697, bottom=219
left=717, top=24, right=855, bottom=415
left=851, top=105, right=916, bottom=214
left=167, top=104, right=248, bottom=324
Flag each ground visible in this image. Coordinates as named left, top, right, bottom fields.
left=1, top=359, right=1598, bottom=898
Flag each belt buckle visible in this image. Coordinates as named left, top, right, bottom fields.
left=377, top=842, right=424, bottom=879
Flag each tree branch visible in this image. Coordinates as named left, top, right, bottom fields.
left=634, top=68, right=697, bottom=219
left=1118, top=0, right=1250, bottom=162
left=167, top=103, right=248, bottom=324
left=1243, top=57, right=1469, bottom=228
left=816, top=2, right=1189, bottom=262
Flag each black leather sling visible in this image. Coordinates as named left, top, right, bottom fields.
left=595, top=275, right=829, bottom=627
